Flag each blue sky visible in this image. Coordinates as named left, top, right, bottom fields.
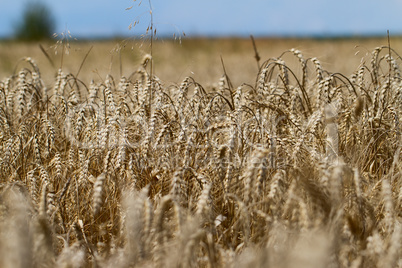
left=1, top=0, right=402, bottom=38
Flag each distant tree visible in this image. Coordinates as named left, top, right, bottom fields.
left=14, top=1, right=56, bottom=41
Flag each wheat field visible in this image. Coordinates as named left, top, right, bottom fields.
left=0, top=38, right=401, bottom=267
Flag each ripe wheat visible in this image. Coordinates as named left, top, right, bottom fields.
left=0, top=43, right=401, bottom=268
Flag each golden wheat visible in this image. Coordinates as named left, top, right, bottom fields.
left=0, top=41, right=400, bottom=268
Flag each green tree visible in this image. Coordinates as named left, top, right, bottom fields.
left=14, top=1, right=56, bottom=41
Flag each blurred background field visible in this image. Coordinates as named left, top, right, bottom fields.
left=1, top=36, right=400, bottom=87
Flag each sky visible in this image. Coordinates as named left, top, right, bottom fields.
left=1, top=0, right=402, bottom=39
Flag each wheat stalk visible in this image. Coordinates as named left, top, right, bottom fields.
left=0, top=42, right=400, bottom=267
